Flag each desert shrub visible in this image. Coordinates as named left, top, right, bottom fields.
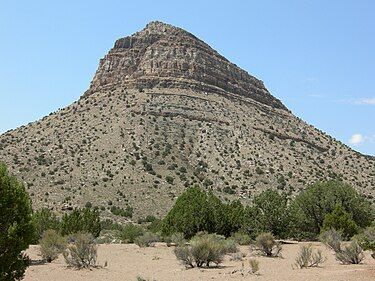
left=174, top=245, right=194, bottom=268
left=289, top=181, right=373, bottom=240
left=353, top=226, right=375, bottom=259
left=231, top=232, right=251, bottom=245
left=319, top=229, right=342, bottom=253
left=0, top=163, right=36, bottom=280
left=166, top=232, right=186, bottom=246
left=63, top=232, right=97, bottom=268
left=335, top=241, right=365, bottom=264
left=33, top=208, right=60, bottom=241
left=253, top=233, right=282, bottom=257
left=39, top=229, right=67, bottom=262
left=249, top=259, right=260, bottom=274
left=322, top=205, right=359, bottom=239
left=135, top=232, right=160, bottom=247
left=243, top=189, right=290, bottom=238
left=174, top=233, right=233, bottom=267
left=223, top=238, right=239, bottom=253
left=294, top=244, right=325, bottom=268
left=61, top=208, right=101, bottom=238
left=120, top=223, right=144, bottom=243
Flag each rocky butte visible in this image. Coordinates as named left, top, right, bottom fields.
left=0, top=21, right=374, bottom=219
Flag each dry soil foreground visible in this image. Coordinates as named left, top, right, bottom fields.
left=24, top=242, right=375, bottom=281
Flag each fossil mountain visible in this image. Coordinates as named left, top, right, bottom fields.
left=0, top=21, right=374, bottom=219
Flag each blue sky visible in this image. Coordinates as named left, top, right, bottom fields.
left=1, top=0, right=374, bottom=155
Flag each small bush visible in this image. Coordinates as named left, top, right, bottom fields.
left=120, top=224, right=144, bottom=243
left=294, top=244, right=325, bottom=268
left=135, top=232, right=160, bottom=247
left=173, top=246, right=194, bottom=268
left=174, top=233, right=232, bottom=268
left=353, top=226, right=375, bottom=259
left=166, top=232, right=186, bottom=247
left=249, top=259, right=260, bottom=274
left=319, top=229, right=342, bottom=253
left=39, top=229, right=67, bottom=262
left=63, top=232, right=97, bottom=269
left=223, top=238, right=239, bottom=253
left=335, top=241, right=365, bottom=264
left=253, top=233, right=282, bottom=257
left=231, top=232, right=251, bottom=245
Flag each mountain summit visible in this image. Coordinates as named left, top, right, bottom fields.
left=0, top=22, right=373, bottom=218
left=86, top=21, right=287, bottom=110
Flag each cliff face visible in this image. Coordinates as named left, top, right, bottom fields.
left=0, top=22, right=373, bottom=219
left=87, top=21, right=287, bottom=110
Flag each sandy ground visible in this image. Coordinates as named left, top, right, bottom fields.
left=24, top=242, right=375, bottom=281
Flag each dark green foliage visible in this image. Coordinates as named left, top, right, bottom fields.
left=162, top=186, right=209, bottom=238
left=289, top=181, right=373, bottom=239
left=0, top=163, right=36, bottom=280
left=60, top=208, right=101, bottom=238
left=162, top=186, right=244, bottom=238
left=322, top=205, right=359, bottom=239
left=32, top=208, right=60, bottom=241
left=243, top=189, right=290, bottom=238
left=110, top=205, right=133, bottom=218
left=120, top=223, right=144, bottom=243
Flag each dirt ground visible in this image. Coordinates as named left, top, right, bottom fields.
left=24, top=242, right=375, bottom=281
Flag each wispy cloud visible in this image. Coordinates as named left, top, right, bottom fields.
left=338, top=97, right=375, bottom=105
left=353, top=98, right=375, bottom=105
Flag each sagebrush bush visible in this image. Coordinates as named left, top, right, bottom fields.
left=353, top=226, right=375, bottom=259
left=253, top=233, right=282, bottom=257
left=173, top=245, right=194, bottom=268
left=294, top=244, right=325, bottom=268
left=63, top=232, right=97, bottom=269
left=166, top=232, right=185, bottom=246
left=319, top=229, right=342, bottom=253
left=135, top=232, right=160, bottom=247
left=249, top=259, right=260, bottom=274
left=231, top=232, right=251, bottom=245
left=120, top=223, right=144, bottom=243
left=335, top=241, right=365, bottom=264
left=174, top=233, right=235, bottom=268
left=39, top=229, right=67, bottom=262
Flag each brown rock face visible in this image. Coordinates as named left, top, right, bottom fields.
left=87, top=21, right=287, bottom=110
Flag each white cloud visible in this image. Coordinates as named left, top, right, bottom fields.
left=349, top=134, right=364, bottom=145
left=354, top=98, right=375, bottom=105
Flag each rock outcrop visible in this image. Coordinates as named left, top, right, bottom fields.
left=86, top=21, right=287, bottom=110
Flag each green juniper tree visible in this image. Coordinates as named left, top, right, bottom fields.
left=0, top=163, right=36, bottom=280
